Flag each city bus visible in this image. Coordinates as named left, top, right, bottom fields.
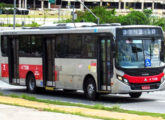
left=0, top=23, right=165, bottom=100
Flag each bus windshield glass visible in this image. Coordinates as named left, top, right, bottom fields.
left=116, top=38, right=165, bottom=68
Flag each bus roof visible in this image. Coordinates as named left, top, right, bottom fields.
left=0, top=24, right=162, bottom=37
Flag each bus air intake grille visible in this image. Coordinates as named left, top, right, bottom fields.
left=130, top=82, right=160, bottom=90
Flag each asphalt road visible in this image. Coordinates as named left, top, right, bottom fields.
left=0, top=80, right=165, bottom=114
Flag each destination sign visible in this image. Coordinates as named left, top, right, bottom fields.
left=122, top=28, right=159, bottom=36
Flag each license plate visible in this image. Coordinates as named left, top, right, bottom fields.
left=141, top=85, right=150, bottom=90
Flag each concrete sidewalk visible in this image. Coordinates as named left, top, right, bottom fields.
left=0, top=104, right=99, bottom=120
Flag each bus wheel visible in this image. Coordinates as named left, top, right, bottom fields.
left=129, top=92, right=142, bottom=98
left=27, top=73, right=36, bottom=93
left=84, top=78, right=97, bottom=101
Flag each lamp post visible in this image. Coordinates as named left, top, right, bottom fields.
left=13, top=0, right=16, bottom=29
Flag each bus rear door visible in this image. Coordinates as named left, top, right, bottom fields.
left=43, top=36, right=56, bottom=88
left=8, top=36, right=19, bottom=84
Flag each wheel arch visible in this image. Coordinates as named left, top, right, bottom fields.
left=83, top=74, right=97, bottom=91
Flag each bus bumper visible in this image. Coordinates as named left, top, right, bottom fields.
left=112, top=80, right=165, bottom=93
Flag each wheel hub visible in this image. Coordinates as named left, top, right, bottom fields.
left=29, top=78, right=35, bottom=90
left=87, top=84, right=94, bottom=97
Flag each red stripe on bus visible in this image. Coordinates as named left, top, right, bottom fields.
left=19, top=64, right=43, bottom=80
left=55, top=71, right=57, bottom=81
left=1, top=64, right=58, bottom=81
left=1, top=64, right=9, bottom=77
left=123, top=72, right=164, bottom=84
left=91, top=63, right=96, bottom=66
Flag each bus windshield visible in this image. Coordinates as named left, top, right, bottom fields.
left=116, top=38, right=165, bottom=68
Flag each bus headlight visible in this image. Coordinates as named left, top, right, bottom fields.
left=117, top=75, right=129, bottom=85
left=117, top=75, right=123, bottom=81
left=123, top=79, right=129, bottom=85
left=161, top=76, right=165, bottom=84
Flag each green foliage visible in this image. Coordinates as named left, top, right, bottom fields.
left=29, top=21, right=40, bottom=27
left=20, top=94, right=37, bottom=100
left=151, top=17, right=165, bottom=31
left=9, top=94, right=19, bottom=98
left=55, top=19, right=72, bottom=23
left=93, top=104, right=105, bottom=109
left=0, top=2, right=14, bottom=15
left=73, top=7, right=149, bottom=25
left=0, top=3, right=13, bottom=9
left=0, top=22, right=39, bottom=27
left=16, top=24, right=22, bottom=27
left=143, top=9, right=152, bottom=18
left=0, top=92, right=3, bottom=96
left=69, top=7, right=164, bottom=30
left=75, top=7, right=117, bottom=24
left=111, top=105, right=121, bottom=111
left=121, top=11, right=148, bottom=25
left=0, top=3, right=13, bottom=15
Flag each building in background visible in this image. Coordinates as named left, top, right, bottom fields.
left=1, top=0, right=165, bottom=12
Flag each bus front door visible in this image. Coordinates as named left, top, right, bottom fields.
left=43, top=37, right=55, bottom=87
left=99, top=38, right=112, bottom=91
left=8, top=37, right=19, bottom=84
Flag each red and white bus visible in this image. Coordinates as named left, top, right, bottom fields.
left=0, top=23, right=165, bottom=100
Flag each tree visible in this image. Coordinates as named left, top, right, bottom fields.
left=143, top=9, right=152, bottom=18
left=75, top=7, right=116, bottom=24
left=121, top=11, right=148, bottom=25
left=152, top=17, right=165, bottom=31
left=61, top=6, right=164, bottom=31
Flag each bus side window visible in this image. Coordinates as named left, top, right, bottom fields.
left=82, top=35, right=97, bottom=58
left=1, top=36, right=8, bottom=57
left=19, top=35, right=42, bottom=57
left=19, top=36, right=31, bottom=57
left=31, top=36, right=42, bottom=57
left=67, top=34, right=82, bottom=58
left=55, top=35, right=64, bottom=58
left=55, top=34, right=97, bottom=58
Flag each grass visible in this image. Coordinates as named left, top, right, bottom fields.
left=0, top=23, right=40, bottom=27
left=0, top=92, right=3, bottom=96
left=43, top=108, right=119, bottom=120
left=0, top=103, right=118, bottom=120
left=1, top=93, right=164, bottom=119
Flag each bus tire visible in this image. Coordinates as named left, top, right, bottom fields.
left=26, top=73, right=37, bottom=93
left=84, top=78, right=97, bottom=101
left=129, top=92, right=142, bottom=98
